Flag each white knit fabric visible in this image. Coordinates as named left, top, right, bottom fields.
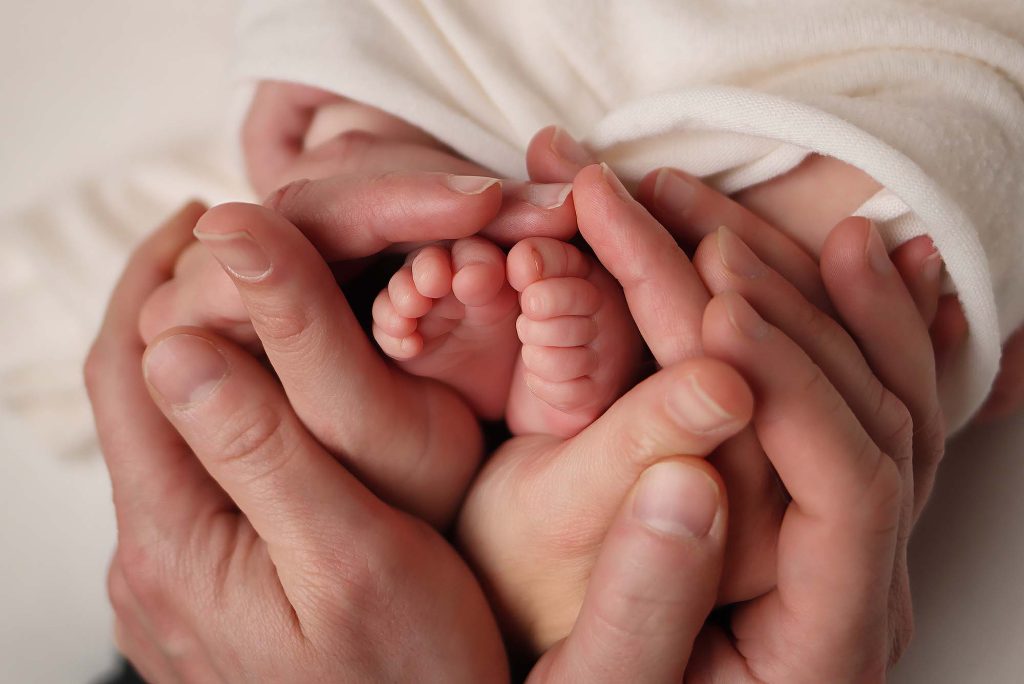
left=236, top=0, right=1024, bottom=431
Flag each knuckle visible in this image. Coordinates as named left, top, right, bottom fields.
left=216, top=403, right=293, bottom=484
left=106, top=565, right=134, bottom=619
left=264, top=177, right=312, bottom=214
left=797, top=364, right=844, bottom=417
left=799, top=297, right=847, bottom=351
left=116, top=543, right=168, bottom=608
left=862, top=448, right=904, bottom=523
left=249, top=300, right=316, bottom=349
left=873, top=384, right=915, bottom=459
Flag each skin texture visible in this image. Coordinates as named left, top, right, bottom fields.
left=522, top=128, right=951, bottom=606
left=456, top=163, right=941, bottom=667
left=86, top=203, right=507, bottom=682
left=90, top=199, right=921, bottom=682
left=89, top=200, right=764, bottom=682
left=372, top=233, right=643, bottom=437
left=108, top=83, right=1024, bottom=677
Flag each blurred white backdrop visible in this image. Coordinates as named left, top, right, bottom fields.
left=0, top=1, right=1020, bottom=682
left=0, top=2, right=238, bottom=681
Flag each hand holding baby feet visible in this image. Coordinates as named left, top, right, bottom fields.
left=372, top=237, right=520, bottom=420
left=506, top=237, right=644, bottom=437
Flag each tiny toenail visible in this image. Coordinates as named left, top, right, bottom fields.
left=530, top=248, right=545, bottom=278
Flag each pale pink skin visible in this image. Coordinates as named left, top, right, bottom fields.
left=372, top=235, right=644, bottom=438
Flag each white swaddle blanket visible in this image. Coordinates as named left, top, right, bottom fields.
left=238, top=0, right=1024, bottom=432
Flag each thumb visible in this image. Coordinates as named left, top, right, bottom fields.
left=532, top=459, right=727, bottom=683
left=556, top=359, right=752, bottom=508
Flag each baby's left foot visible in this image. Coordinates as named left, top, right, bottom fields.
left=506, top=237, right=643, bottom=437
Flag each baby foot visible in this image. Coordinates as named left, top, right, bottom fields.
left=506, top=237, right=643, bottom=437
left=372, top=237, right=520, bottom=420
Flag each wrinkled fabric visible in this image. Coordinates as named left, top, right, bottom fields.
left=237, top=0, right=1024, bottom=431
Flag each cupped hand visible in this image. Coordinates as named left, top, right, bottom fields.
left=136, top=163, right=586, bottom=527
left=460, top=148, right=946, bottom=669
left=84, top=203, right=507, bottom=681
left=87, top=201, right=771, bottom=683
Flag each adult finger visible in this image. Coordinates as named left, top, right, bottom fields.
left=703, top=293, right=900, bottom=679
left=459, top=358, right=751, bottom=652
left=194, top=203, right=481, bottom=526
left=532, top=460, right=727, bottom=684
left=85, top=202, right=224, bottom=543
left=242, top=81, right=343, bottom=196
left=268, top=145, right=581, bottom=252
left=636, top=167, right=830, bottom=311
left=703, top=292, right=902, bottom=527
left=138, top=242, right=257, bottom=348
left=142, top=327, right=394, bottom=618
left=820, top=218, right=945, bottom=518
left=890, top=236, right=943, bottom=326
left=693, top=226, right=912, bottom=462
left=568, top=359, right=752, bottom=484
left=572, top=163, right=711, bottom=364
left=526, top=125, right=596, bottom=183
left=264, top=170, right=502, bottom=260
left=931, top=295, right=970, bottom=378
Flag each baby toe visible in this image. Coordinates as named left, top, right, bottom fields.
left=520, top=277, right=601, bottom=320
left=516, top=314, right=598, bottom=347
left=372, top=289, right=417, bottom=338
left=507, top=237, right=592, bottom=292
left=372, top=323, right=424, bottom=360
left=521, top=344, right=598, bottom=382
left=524, top=373, right=598, bottom=413
left=389, top=265, right=434, bottom=318
left=410, top=245, right=453, bottom=300
left=451, top=237, right=507, bottom=307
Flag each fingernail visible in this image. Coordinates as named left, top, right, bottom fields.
left=193, top=229, right=272, bottom=281
left=633, top=461, right=720, bottom=538
left=549, top=127, right=592, bottom=166
left=600, top=162, right=633, bottom=201
left=716, top=226, right=765, bottom=279
left=922, top=248, right=943, bottom=284
left=523, top=182, right=573, bottom=209
left=724, top=294, right=769, bottom=340
left=864, top=221, right=895, bottom=275
left=447, top=175, right=501, bottom=195
left=144, top=334, right=229, bottom=406
left=653, top=168, right=696, bottom=218
left=667, top=374, right=737, bottom=433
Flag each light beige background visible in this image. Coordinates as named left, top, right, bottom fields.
left=0, top=1, right=1020, bottom=681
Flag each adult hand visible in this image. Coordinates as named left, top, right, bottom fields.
left=459, top=154, right=943, bottom=669
left=84, top=202, right=508, bottom=681
left=528, top=126, right=948, bottom=590
left=589, top=159, right=946, bottom=667
left=87, top=200, right=769, bottom=683
left=539, top=222, right=913, bottom=682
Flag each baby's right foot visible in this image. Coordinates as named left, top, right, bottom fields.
left=371, top=237, right=520, bottom=420
left=506, top=237, right=643, bottom=437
